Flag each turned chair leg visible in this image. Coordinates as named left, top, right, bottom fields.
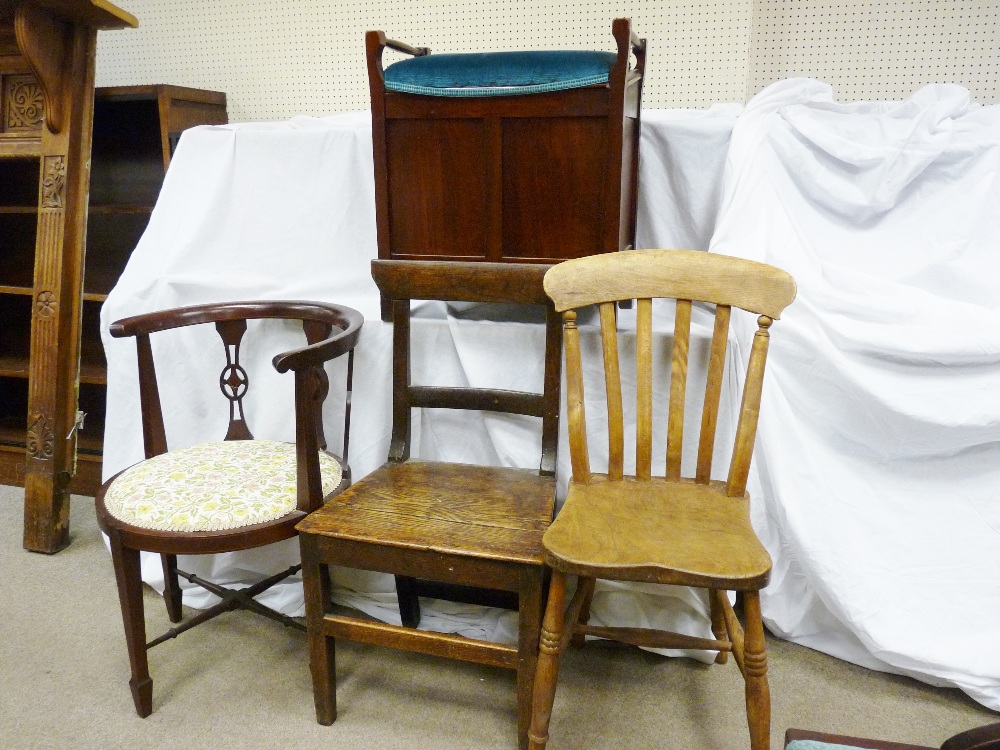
left=301, top=551, right=337, bottom=725
left=516, top=569, right=545, bottom=750
left=109, top=534, right=153, bottom=717
left=742, top=591, right=771, bottom=750
left=161, top=553, right=183, bottom=623
left=528, top=570, right=568, bottom=750
left=569, top=576, right=595, bottom=648
left=709, top=588, right=729, bottom=664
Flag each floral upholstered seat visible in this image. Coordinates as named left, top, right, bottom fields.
left=103, top=440, right=343, bottom=532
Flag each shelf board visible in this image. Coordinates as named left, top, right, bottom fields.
left=80, top=359, right=107, bottom=385
left=88, top=204, right=154, bottom=215
left=0, top=285, right=33, bottom=296
left=0, top=356, right=29, bottom=378
left=0, top=423, right=25, bottom=450
left=0, top=134, right=42, bottom=157
left=83, top=292, right=110, bottom=303
left=0, top=206, right=37, bottom=214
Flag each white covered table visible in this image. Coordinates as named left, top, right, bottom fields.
left=100, top=106, right=742, bottom=650
left=100, top=88, right=1000, bottom=712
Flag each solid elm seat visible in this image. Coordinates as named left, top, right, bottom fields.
left=367, top=19, right=646, bottom=318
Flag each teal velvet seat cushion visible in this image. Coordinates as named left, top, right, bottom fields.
left=383, top=50, right=617, bottom=97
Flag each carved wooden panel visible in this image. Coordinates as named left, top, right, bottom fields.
left=2, top=73, right=44, bottom=132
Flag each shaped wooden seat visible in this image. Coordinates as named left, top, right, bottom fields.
left=528, top=249, right=797, bottom=750
left=94, top=300, right=362, bottom=717
left=297, top=260, right=562, bottom=750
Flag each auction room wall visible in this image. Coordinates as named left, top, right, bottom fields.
left=96, top=1, right=997, bottom=123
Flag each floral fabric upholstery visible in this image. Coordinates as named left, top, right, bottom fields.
left=103, top=440, right=342, bottom=532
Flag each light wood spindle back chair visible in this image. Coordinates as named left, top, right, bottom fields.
left=95, top=300, right=363, bottom=717
left=296, top=259, right=563, bottom=750
left=528, top=249, right=796, bottom=750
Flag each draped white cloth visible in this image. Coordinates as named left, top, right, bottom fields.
left=712, top=79, right=1000, bottom=710
left=100, top=106, right=741, bottom=653
left=100, top=85, right=1000, bottom=711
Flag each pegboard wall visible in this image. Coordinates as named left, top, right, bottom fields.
left=748, top=0, right=1000, bottom=103
left=94, top=1, right=752, bottom=121
left=96, top=1, right=997, bottom=123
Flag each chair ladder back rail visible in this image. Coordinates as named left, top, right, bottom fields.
left=563, top=310, right=591, bottom=482
left=539, top=304, right=563, bottom=477
left=666, top=298, right=692, bottom=480
left=726, top=315, right=774, bottom=498
left=134, top=333, right=168, bottom=459
left=635, top=297, right=653, bottom=480
left=215, top=318, right=254, bottom=441
left=372, top=259, right=552, bottom=306
left=293, top=365, right=325, bottom=513
left=696, top=304, right=731, bottom=484
left=599, top=302, right=624, bottom=480
left=409, top=386, right=546, bottom=416
left=389, top=297, right=412, bottom=462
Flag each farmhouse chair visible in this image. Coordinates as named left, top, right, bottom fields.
left=528, top=249, right=797, bottom=750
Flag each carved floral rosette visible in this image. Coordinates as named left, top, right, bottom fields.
left=2, top=74, right=44, bottom=132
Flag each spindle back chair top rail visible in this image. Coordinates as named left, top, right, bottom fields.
left=543, top=249, right=797, bottom=319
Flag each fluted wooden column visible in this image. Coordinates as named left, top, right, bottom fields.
left=11, top=0, right=136, bottom=553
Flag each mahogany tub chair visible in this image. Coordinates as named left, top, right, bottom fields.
left=785, top=723, right=1000, bottom=750
left=528, top=249, right=797, bottom=750
left=95, top=300, right=363, bottom=716
left=297, top=260, right=562, bottom=750
left=366, top=18, right=646, bottom=318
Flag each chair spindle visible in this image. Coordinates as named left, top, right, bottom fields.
left=696, top=304, right=731, bottom=484
left=666, top=299, right=692, bottom=480
left=726, top=315, right=773, bottom=497
left=564, top=310, right=591, bottom=483
left=635, top=298, right=653, bottom=479
left=599, top=302, right=624, bottom=480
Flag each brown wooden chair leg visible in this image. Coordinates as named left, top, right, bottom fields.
left=742, top=591, right=771, bottom=750
left=394, top=574, right=421, bottom=628
left=528, top=570, right=568, bottom=750
left=516, top=568, right=545, bottom=750
left=709, top=588, right=729, bottom=664
left=108, top=533, right=153, bottom=717
left=569, top=576, right=595, bottom=648
left=161, top=553, right=183, bottom=623
left=301, top=545, right=337, bottom=725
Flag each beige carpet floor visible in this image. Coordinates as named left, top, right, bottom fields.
left=1, top=488, right=995, bottom=750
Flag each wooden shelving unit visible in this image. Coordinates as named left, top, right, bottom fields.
left=73, top=85, right=228, bottom=492
left=0, top=52, right=225, bottom=549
